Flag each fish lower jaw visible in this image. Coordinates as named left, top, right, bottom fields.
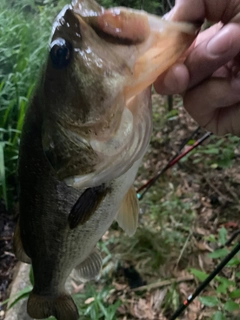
left=64, top=173, right=93, bottom=188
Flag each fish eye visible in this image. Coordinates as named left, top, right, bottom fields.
left=50, top=38, right=72, bottom=68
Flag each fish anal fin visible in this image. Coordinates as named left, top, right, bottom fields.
left=13, top=221, right=31, bottom=264
left=68, top=184, right=109, bottom=229
left=27, top=291, right=79, bottom=320
left=116, top=185, right=139, bottom=237
left=74, top=248, right=102, bottom=282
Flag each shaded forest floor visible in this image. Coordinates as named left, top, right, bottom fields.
left=1, top=94, right=240, bottom=319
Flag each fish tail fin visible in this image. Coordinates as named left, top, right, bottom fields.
left=27, top=291, right=79, bottom=320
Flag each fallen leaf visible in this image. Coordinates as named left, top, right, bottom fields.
left=85, top=297, right=95, bottom=304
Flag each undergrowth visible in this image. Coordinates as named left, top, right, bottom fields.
left=0, top=0, right=67, bottom=209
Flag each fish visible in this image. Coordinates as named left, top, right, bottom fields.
left=13, top=0, right=197, bottom=319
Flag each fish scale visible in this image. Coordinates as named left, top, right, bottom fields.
left=13, top=0, right=197, bottom=319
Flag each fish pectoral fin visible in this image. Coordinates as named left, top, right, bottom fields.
left=116, top=185, right=139, bottom=237
left=13, top=221, right=31, bottom=264
left=27, top=291, right=79, bottom=320
left=74, top=248, right=102, bottom=282
left=68, top=184, right=109, bottom=229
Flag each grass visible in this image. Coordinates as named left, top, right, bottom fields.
left=0, top=0, right=68, bottom=209
left=73, top=285, right=121, bottom=320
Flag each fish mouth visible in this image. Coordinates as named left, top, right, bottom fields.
left=123, top=15, right=199, bottom=99
left=72, top=5, right=198, bottom=99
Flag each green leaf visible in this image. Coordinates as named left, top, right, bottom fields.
left=203, top=148, right=219, bottom=154
left=29, top=266, right=34, bottom=286
left=0, top=297, right=10, bottom=307
left=8, top=286, right=32, bottom=309
left=216, top=283, right=228, bottom=295
left=206, top=234, right=217, bottom=243
left=98, top=300, right=109, bottom=318
left=216, top=276, right=234, bottom=286
left=190, top=268, right=208, bottom=281
left=212, top=311, right=225, bottom=320
left=229, top=289, right=240, bottom=299
left=227, top=256, right=240, bottom=266
left=187, top=139, right=195, bottom=146
left=199, top=296, right=219, bottom=307
left=191, top=158, right=202, bottom=164
left=208, top=248, right=229, bottom=259
left=218, top=158, right=233, bottom=169
left=192, top=158, right=202, bottom=164
left=224, top=300, right=240, bottom=312
left=218, top=227, right=227, bottom=246
left=167, top=109, right=179, bottom=118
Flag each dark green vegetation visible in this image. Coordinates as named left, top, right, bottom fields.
left=1, top=1, right=240, bottom=320
left=0, top=0, right=66, bottom=209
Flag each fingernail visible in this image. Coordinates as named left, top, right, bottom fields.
left=207, top=28, right=230, bottom=55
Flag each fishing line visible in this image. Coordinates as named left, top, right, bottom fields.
left=170, top=230, right=240, bottom=320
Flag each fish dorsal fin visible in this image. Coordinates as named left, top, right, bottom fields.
left=74, top=248, right=102, bottom=282
left=13, top=221, right=31, bottom=264
left=68, top=184, right=109, bottom=229
left=116, top=185, right=139, bottom=237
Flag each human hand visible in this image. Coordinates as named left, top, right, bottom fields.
left=154, top=0, right=240, bottom=136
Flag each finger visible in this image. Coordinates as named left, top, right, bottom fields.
left=154, top=24, right=222, bottom=95
left=169, top=0, right=240, bottom=24
left=184, top=77, right=240, bottom=136
left=186, top=23, right=240, bottom=88
left=154, top=63, right=189, bottom=95
left=166, top=0, right=205, bottom=23
left=193, top=23, right=222, bottom=46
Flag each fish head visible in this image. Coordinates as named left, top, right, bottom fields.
left=43, top=1, right=131, bottom=138
left=42, top=0, right=198, bottom=186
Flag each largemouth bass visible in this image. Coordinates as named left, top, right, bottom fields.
left=13, top=0, right=197, bottom=319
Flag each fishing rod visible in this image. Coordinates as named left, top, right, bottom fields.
left=170, top=229, right=240, bottom=320
left=136, top=127, right=240, bottom=319
left=137, top=129, right=212, bottom=200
